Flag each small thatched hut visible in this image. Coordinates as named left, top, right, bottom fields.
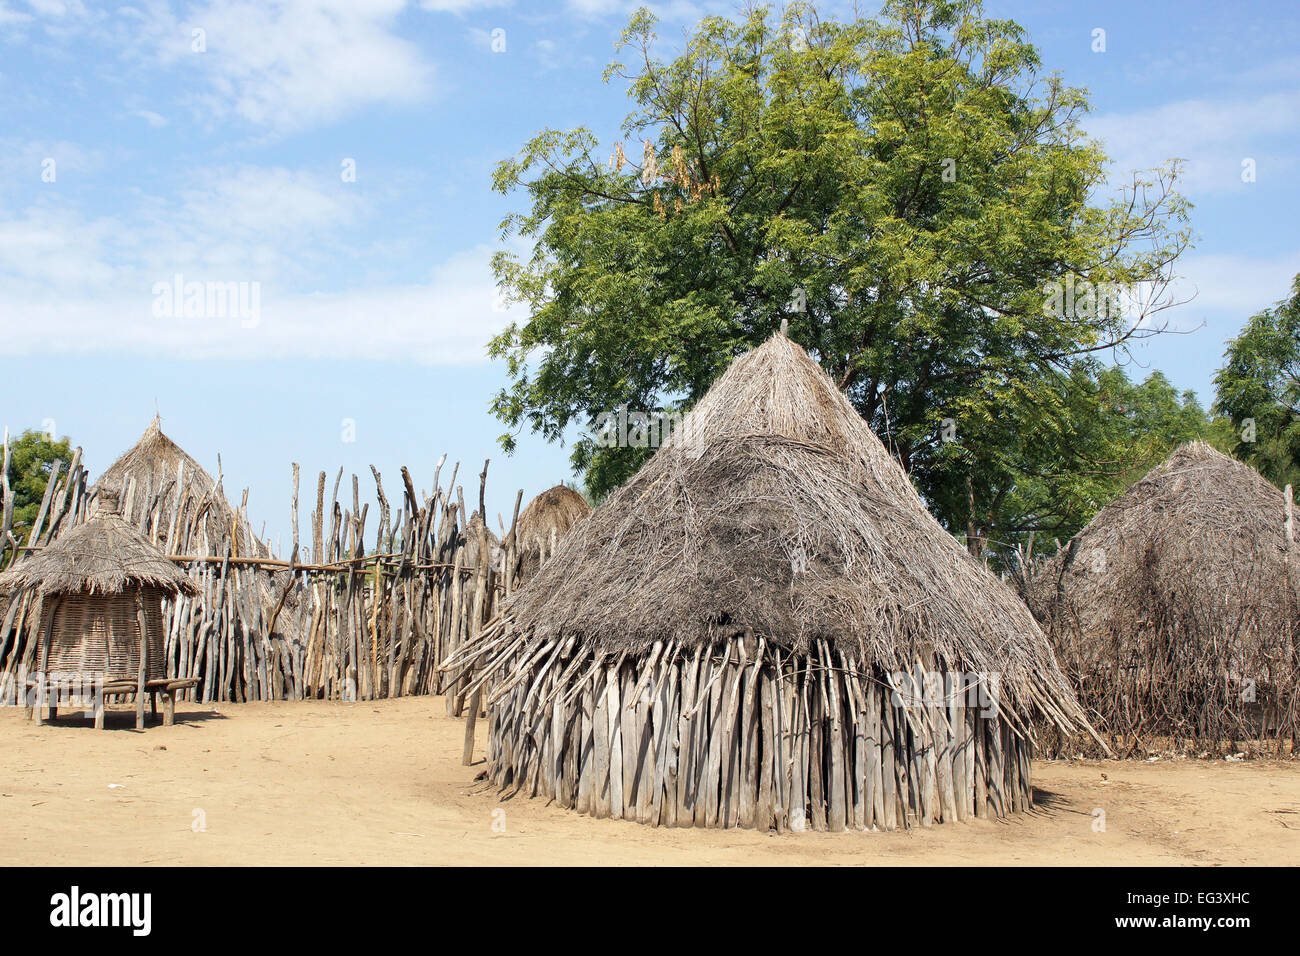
left=0, top=492, right=199, bottom=728
left=445, top=334, right=1091, bottom=831
left=1027, top=441, right=1300, bottom=755
left=95, top=416, right=268, bottom=558
left=511, top=484, right=590, bottom=584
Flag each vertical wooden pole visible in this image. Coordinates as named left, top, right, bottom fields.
left=35, top=597, right=56, bottom=725
left=1286, top=484, right=1294, bottom=546
left=135, top=591, right=149, bottom=730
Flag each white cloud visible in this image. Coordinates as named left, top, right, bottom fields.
left=0, top=139, right=100, bottom=186
left=1170, top=251, right=1300, bottom=316
left=0, top=205, right=120, bottom=289
left=532, top=37, right=563, bottom=71
left=0, top=154, right=519, bottom=363
left=0, top=244, right=518, bottom=363
left=175, top=165, right=363, bottom=242
left=1088, top=89, right=1300, bottom=195
left=26, top=0, right=79, bottom=14
left=419, top=0, right=509, bottom=13
left=133, top=0, right=435, bottom=133
left=132, top=108, right=168, bottom=127
left=0, top=163, right=368, bottom=293
left=0, top=2, right=33, bottom=25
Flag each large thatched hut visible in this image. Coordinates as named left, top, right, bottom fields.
left=445, top=334, right=1091, bottom=831
left=510, top=484, right=590, bottom=584
left=0, top=492, right=199, bottom=728
left=1027, top=442, right=1300, bottom=755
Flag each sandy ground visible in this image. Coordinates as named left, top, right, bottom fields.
left=1, top=696, right=1297, bottom=866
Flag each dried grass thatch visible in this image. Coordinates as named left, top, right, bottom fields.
left=447, top=334, right=1092, bottom=831
left=0, top=496, right=194, bottom=719
left=0, top=502, right=198, bottom=598
left=512, top=484, right=590, bottom=583
left=94, top=417, right=266, bottom=558
left=1027, top=441, right=1300, bottom=756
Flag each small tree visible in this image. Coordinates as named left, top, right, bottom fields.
left=4, top=429, right=74, bottom=542
left=1214, top=273, right=1300, bottom=490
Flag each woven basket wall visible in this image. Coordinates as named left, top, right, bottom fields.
left=41, top=587, right=166, bottom=683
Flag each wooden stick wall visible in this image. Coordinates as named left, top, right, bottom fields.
left=447, top=630, right=1033, bottom=831
left=0, top=446, right=518, bottom=706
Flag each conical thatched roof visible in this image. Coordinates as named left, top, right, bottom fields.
left=96, top=417, right=215, bottom=505
left=94, top=418, right=265, bottom=557
left=1028, top=441, right=1297, bottom=635
left=1028, top=441, right=1298, bottom=649
left=1026, top=441, right=1299, bottom=750
left=512, top=484, right=589, bottom=581
left=501, top=334, right=1083, bottom=724
left=0, top=506, right=198, bottom=598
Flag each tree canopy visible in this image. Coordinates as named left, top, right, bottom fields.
left=947, top=362, right=1229, bottom=560
left=488, top=1, right=1194, bottom=563
left=1214, top=273, right=1300, bottom=490
left=3, top=429, right=74, bottom=543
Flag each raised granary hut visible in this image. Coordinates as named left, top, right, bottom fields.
left=0, top=490, right=199, bottom=728
left=510, top=484, right=590, bottom=585
left=1026, top=441, right=1300, bottom=756
left=444, top=333, right=1093, bottom=831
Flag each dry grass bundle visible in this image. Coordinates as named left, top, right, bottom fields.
left=511, top=484, right=589, bottom=583
left=446, top=334, right=1092, bottom=831
left=1026, top=442, right=1300, bottom=756
left=0, top=505, right=198, bottom=598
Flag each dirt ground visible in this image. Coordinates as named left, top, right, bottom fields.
left=1, top=696, right=1297, bottom=866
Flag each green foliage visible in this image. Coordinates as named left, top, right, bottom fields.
left=4, top=429, right=74, bottom=540
left=1213, top=273, right=1300, bottom=490
left=488, top=1, right=1193, bottom=562
left=932, top=362, right=1228, bottom=558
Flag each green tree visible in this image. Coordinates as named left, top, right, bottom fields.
left=3, top=429, right=74, bottom=542
left=944, top=363, right=1227, bottom=561
left=1213, top=273, right=1300, bottom=489
left=488, top=1, right=1192, bottom=556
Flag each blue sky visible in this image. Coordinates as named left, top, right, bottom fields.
left=2, top=0, right=1298, bottom=549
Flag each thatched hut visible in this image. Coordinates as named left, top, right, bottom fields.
left=1027, top=441, right=1300, bottom=755
left=0, top=491, right=199, bottom=729
left=510, top=484, right=590, bottom=584
left=445, top=334, right=1091, bottom=831
left=95, top=416, right=267, bottom=558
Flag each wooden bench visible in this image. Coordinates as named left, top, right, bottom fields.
left=26, top=677, right=201, bottom=729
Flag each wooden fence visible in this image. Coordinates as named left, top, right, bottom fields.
left=0, top=442, right=522, bottom=709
